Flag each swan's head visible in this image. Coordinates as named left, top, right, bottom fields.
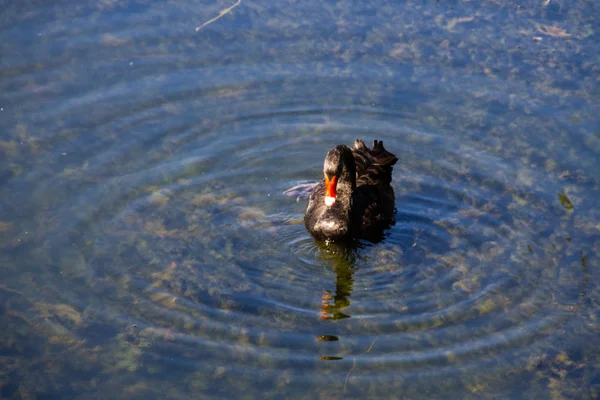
left=323, top=145, right=355, bottom=207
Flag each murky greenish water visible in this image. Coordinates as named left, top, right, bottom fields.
left=1, top=0, right=599, bottom=398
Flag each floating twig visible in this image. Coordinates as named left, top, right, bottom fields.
left=195, top=0, right=242, bottom=32
left=364, top=337, right=378, bottom=354
left=344, top=338, right=378, bottom=392
left=344, top=359, right=356, bottom=392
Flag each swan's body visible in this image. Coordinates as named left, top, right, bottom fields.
left=304, top=139, right=397, bottom=241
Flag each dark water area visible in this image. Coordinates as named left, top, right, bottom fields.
left=1, top=0, right=599, bottom=398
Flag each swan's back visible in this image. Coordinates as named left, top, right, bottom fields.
left=350, top=140, right=398, bottom=239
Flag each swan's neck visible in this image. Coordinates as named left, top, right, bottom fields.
left=334, top=160, right=355, bottom=210
left=323, top=144, right=356, bottom=210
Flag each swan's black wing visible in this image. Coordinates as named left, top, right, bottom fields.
left=350, top=140, right=398, bottom=236
left=351, top=139, right=397, bottom=185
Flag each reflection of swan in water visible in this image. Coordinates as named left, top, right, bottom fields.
left=320, top=265, right=353, bottom=320
left=313, top=241, right=358, bottom=321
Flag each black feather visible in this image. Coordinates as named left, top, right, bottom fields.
left=304, top=139, right=397, bottom=241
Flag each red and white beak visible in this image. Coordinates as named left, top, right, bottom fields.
left=324, top=175, right=337, bottom=207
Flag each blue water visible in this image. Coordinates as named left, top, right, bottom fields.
left=1, top=0, right=599, bottom=398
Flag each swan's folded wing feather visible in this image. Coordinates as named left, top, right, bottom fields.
left=352, top=139, right=397, bottom=186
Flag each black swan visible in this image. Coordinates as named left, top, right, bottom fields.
left=304, top=139, right=398, bottom=241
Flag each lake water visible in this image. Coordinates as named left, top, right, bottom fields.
left=1, top=0, right=599, bottom=398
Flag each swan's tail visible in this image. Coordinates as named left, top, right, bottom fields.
left=353, top=139, right=398, bottom=167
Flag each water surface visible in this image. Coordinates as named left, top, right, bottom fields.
left=1, top=0, right=599, bottom=398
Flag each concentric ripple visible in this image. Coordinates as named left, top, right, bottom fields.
left=4, top=92, right=597, bottom=396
